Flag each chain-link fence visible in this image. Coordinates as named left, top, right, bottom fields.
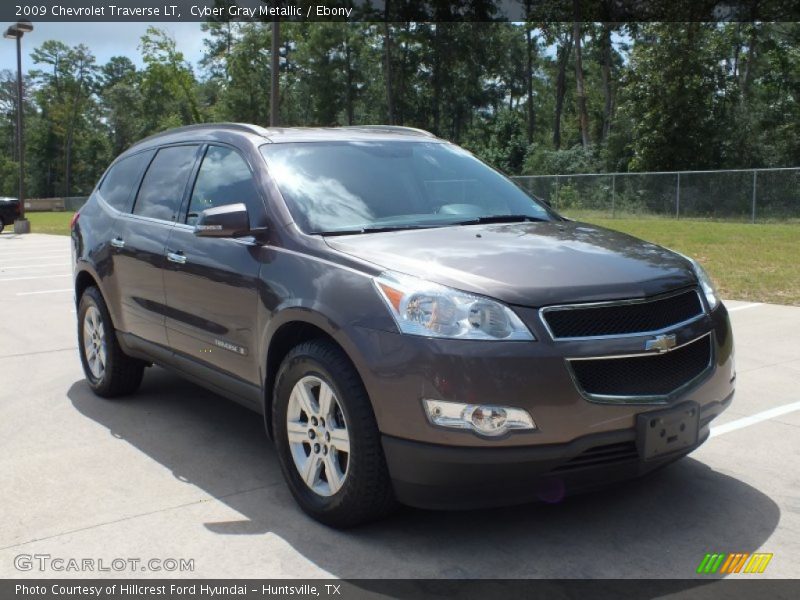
left=514, top=168, right=800, bottom=222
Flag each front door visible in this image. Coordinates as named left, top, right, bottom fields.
left=163, top=144, right=264, bottom=384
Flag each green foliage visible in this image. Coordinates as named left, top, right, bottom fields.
left=28, top=40, right=101, bottom=196
left=463, top=109, right=528, bottom=174
left=523, top=144, right=601, bottom=175
left=139, top=27, right=201, bottom=131
left=7, top=22, right=800, bottom=202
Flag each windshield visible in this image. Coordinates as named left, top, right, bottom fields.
left=260, top=141, right=556, bottom=234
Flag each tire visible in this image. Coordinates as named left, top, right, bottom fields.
left=273, top=339, right=397, bottom=527
left=77, top=286, right=145, bottom=398
left=0, top=217, right=5, bottom=233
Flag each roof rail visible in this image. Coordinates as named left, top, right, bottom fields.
left=130, top=122, right=270, bottom=147
left=340, top=125, right=437, bottom=138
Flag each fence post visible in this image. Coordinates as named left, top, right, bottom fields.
left=751, top=170, right=757, bottom=224
left=554, top=176, right=560, bottom=210
left=611, top=174, right=616, bottom=218
left=676, top=172, right=681, bottom=218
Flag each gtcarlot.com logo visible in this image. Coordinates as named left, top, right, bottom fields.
left=697, top=552, right=773, bottom=574
left=14, top=553, right=194, bottom=573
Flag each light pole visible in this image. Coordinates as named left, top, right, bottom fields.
left=270, top=19, right=279, bottom=127
left=4, top=20, right=33, bottom=234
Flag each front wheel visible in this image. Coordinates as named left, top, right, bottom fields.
left=78, top=286, right=145, bottom=397
left=273, top=339, right=396, bottom=527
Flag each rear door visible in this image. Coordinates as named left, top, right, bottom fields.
left=112, top=144, right=201, bottom=346
left=162, top=144, right=265, bottom=385
left=90, top=149, right=155, bottom=328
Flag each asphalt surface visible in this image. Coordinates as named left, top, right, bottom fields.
left=0, top=232, right=798, bottom=580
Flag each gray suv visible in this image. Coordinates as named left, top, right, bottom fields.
left=71, top=124, right=735, bottom=527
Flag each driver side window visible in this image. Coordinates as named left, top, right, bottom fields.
left=187, top=145, right=259, bottom=226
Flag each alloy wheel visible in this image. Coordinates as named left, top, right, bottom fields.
left=82, top=305, right=107, bottom=380
left=286, top=375, right=350, bottom=496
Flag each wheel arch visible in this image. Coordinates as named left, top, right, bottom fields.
left=74, top=268, right=99, bottom=305
left=261, top=310, right=368, bottom=440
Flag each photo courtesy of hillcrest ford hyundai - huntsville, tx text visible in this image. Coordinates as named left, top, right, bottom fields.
left=70, top=124, right=735, bottom=527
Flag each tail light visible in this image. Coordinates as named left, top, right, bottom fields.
left=69, top=212, right=80, bottom=230
left=14, top=202, right=20, bottom=216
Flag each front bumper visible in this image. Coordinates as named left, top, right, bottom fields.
left=344, top=301, right=735, bottom=508
left=382, top=391, right=731, bottom=509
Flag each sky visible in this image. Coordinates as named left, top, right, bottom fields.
left=0, top=22, right=206, bottom=75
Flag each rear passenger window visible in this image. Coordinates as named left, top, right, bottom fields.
left=133, top=145, right=199, bottom=222
left=187, top=146, right=259, bottom=226
left=98, top=151, right=153, bottom=212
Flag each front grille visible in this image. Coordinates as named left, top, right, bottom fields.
left=542, top=289, right=703, bottom=339
left=553, top=442, right=639, bottom=473
left=569, top=334, right=712, bottom=399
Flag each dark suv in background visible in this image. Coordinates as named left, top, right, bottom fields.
left=72, top=124, right=735, bottom=527
left=0, top=197, right=21, bottom=233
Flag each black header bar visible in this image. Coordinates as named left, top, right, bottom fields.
left=3, top=1, right=800, bottom=23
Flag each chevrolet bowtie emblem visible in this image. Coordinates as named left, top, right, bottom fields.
left=645, top=334, right=677, bottom=353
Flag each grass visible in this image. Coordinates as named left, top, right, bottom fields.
left=566, top=213, right=800, bottom=306
left=12, top=210, right=800, bottom=306
left=24, top=211, right=75, bottom=236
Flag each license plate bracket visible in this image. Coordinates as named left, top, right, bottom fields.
left=636, top=402, right=700, bottom=461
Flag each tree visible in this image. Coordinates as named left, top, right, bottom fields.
left=573, top=2, right=591, bottom=147
left=543, top=24, right=574, bottom=150
left=30, top=41, right=102, bottom=196
left=100, top=57, right=143, bottom=156
left=139, top=27, right=201, bottom=132
left=618, top=23, right=732, bottom=171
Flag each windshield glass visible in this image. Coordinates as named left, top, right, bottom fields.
left=260, top=141, right=556, bottom=234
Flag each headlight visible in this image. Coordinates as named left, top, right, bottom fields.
left=686, top=257, right=720, bottom=310
left=374, top=271, right=534, bottom=340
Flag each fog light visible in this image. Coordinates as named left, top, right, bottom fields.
left=423, top=399, right=536, bottom=437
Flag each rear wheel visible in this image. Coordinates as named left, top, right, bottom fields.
left=78, top=286, right=145, bottom=397
left=273, top=339, right=396, bottom=527
left=0, top=217, right=5, bottom=233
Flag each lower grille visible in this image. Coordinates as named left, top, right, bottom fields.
left=569, top=334, right=712, bottom=399
left=553, top=442, right=639, bottom=473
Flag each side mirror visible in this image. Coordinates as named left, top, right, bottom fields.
left=193, top=203, right=250, bottom=238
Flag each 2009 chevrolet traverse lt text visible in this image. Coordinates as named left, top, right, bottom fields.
left=71, top=124, right=735, bottom=527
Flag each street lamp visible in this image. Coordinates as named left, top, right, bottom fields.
left=4, top=20, right=33, bottom=234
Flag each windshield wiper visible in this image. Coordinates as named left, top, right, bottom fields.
left=314, top=224, right=441, bottom=236
left=451, top=214, right=549, bottom=226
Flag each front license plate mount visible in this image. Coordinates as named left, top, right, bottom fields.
left=636, top=402, right=700, bottom=461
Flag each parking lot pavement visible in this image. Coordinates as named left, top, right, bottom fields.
left=0, top=233, right=798, bottom=580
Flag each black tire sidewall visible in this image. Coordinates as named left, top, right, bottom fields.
left=76, top=287, right=144, bottom=398
left=272, top=341, right=395, bottom=527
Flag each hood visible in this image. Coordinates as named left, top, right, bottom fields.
left=324, top=221, right=698, bottom=306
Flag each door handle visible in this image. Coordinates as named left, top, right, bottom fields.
left=110, top=237, right=125, bottom=249
left=166, top=251, right=187, bottom=265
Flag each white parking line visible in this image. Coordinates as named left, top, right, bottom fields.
left=727, top=302, right=763, bottom=312
left=0, top=246, right=70, bottom=254
left=0, top=263, right=71, bottom=270
left=0, top=254, right=69, bottom=260
left=710, top=401, right=800, bottom=438
left=16, top=288, right=73, bottom=296
left=0, top=274, right=71, bottom=282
